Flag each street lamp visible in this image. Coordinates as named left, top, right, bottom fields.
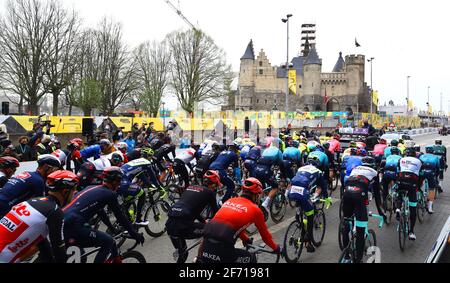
left=282, top=14, right=293, bottom=128
left=427, top=86, right=430, bottom=127
left=367, top=57, right=375, bottom=115
left=406, top=76, right=411, bottom=116
left=162, top=102, right=166, bottom=130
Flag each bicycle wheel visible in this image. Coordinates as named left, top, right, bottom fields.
left=167, top=184, right=182, bottom=204
left=417, top=191, right=426, bottom=224
left=270, top=193, right=287, bottom=224
left=283, top=220, right=304, bottom=263
left=339, top=200, right=344, bottom=220
left=143, top=200, right=170, bottom=238
left=338, top=219, right=349, bottom=251
left=338, top=246, right=355, bottom=263
left=312, top=209, right=326, bottom=247
left=121, top=251, right=147, bottom=263
left=365, top=229, right=377, bottom=251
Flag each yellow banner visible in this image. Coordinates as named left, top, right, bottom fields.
left=408, top=100, right=414, bottom=111
left=428, top=105, right=433, bottom=114
left=288, top=70, right=297, bottom=96
left=372, top=91, right=379, bottom=105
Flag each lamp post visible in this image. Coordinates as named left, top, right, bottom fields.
left=282, top=14, right=293, bottom=128
left=427, top=86, right=430, bottom=127
left=367, top=57, right=375, bottom=115
left=162, top=102, right=166, bottom=131
left=406, top=76, right=411, bottom=116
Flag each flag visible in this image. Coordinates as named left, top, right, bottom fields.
left=355, top=38, right=361, bottom=47
left=324, top=88, right=329, bottom=104
left=288, top=70, right=297, bottom=95
left=428, top=104, right=433, bottom=114
left=408, top=99, right=414, bottom=111
left=372, top=90, right=379, bottom=106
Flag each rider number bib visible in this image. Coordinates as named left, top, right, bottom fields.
left=290, top=186, right=306, bottom=195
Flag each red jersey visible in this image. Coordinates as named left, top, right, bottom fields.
left=205, top=197, right=278, bottom=251
left=328, top=139, right=341, bottom=154
left=373, top=144, right=387, bottom=156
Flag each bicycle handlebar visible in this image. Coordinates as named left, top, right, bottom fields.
left=245, top=244, right=281, bottom=263
left=369, top=212, right=384, bottom=229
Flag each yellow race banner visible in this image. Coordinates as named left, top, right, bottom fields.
left=372, top=90, right=379, bottom=105
left=289, top=70, right=297, bottom=95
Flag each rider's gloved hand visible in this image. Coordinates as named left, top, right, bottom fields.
left=243, top=238, right=253, bottom=247
left=134, top=233, right=145, bottom=245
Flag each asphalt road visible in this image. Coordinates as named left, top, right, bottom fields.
left=131, top=133, right=450, bottom=263
left=14, top=133, right=450, bottom=263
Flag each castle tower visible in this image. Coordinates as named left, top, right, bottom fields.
left=302, top=46, right=322, bottom=111
left=238, top=40, right=256, bottom=110
left=332, top=52, right=345, bottom=72
left=345, top=54, right=366, bottom=112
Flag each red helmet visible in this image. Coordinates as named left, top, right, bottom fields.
left=203, top=170, right=221, bottom=187
left=242, top=178, right=263, bottom=195
left=46, top=170, right=79, bottom=191
left=0, top=157, right=20, bottom=170
left=379, top=139, right=387, bottom=145
left=333, top=134, right=341, bottom=141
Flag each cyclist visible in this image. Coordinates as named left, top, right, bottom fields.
left=243, top=145, right=262, bottom=178
left=419, top=146, right=440, bottom=213
left=166, top=170, right=221, bottom=263
left=398, top=139, right=406, bottom=154
left=282, top=143, right=302, bottom=180
left=116, top=142, right=129, bottom=163
left=309, top=147, right=330, bottom=183
left=92, top=152, right=124, bottom=171
left=0, top=154, right=60, bottom=218
left=253, top=143, right=283, bottom=212
left=342, top=148, right=364, bottom=190
left=173, top=143, right=201, bottom=190
left=342, top=157, right=386, bottom=263
left=0, top=170, right=78, bottom=263
left=342, top=141, right=358, bottom=159
left=209, top=143, right=241, bottom=203
left=299, top=136, right=310, bottom=164
left=287, top=156, right=330, bottom=253
left=51, top=149, right=68, bottom=169
left=63, top=167, right=145, bottom=263
left=153, top=139, right=177, bottom=182
left=0, top=157, right=19, bottom=188
left=66, top=139, right=84, bottom=173
left=149, top=132, right=166, bottom=151
left=381, top=147, right=402, bottom=203
left=373, top=139, right=388, bottom=165
left=328, top=134, right=341, bottom=160
left=396, top=147, right=422, bottom=241
left=195, top=143, right=221, bottom=181
left=433, top=139, right=447, bottom=193
left=76, top=162, right=102, bottom=192
left=199, top=178, right=281, bottom=263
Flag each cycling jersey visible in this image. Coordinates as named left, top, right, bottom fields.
left=399, top=157, right=422, bottom=176
left=385, top=155, right=402, bottom=172
left=373, top=144, right=388, bottom=156
left=209, top=151, right=239, bottom=171
left=260, top=146, right=282, bottom=165
left=149, top=138, right=164, bottom=151
left=345, top=156, right=363, bottom=177
left=154, top=144, right=176, bottom=162
left=127, top=149, right=142, bottom=162
left=120, top=158, right=159, bottom=192
left=80, top=145, right=101, bottom=161
left=195, top=151, right=220, bottom=177
left=289, top=165, right=328, bottom=206
left=283, top=147, right=302, bottom=163
left=92, top=157, right=112, bottom=171
left=246, top=146, right=262, bottom=161
left=419, top=153, right=440, bottom=188
left=308, top=151, right=329, bottom=169
left=0, top=196, right=65, bottom=263
left=175, top=148, right=196, bottom=165
left=328, top=139, right=341, bottom=155
left=240, top=145, right=252, bottom=160
left=0, top=172, right=8, bottom=188
left=203, top=197, right=277, bottom=249
left=0, top=172, right=46, bottom=218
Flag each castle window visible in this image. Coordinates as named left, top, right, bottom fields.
left=265, top=100, right=267, bottom=105
left=259, top=69, right=263, bottom=75
left=299, top=85, right=302, bottom=89
left=312, top=83, right=314, bottom=87
left=259, top=61, right=263, bottom=67
left=257, top=99, right=260, bottom=104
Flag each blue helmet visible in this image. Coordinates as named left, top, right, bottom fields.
left=425, top=146, right=434, bottom=154
left=307, top=155, right=322, bottom=169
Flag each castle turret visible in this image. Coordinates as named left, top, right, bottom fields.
left=332, top=52, right=345, bottom=72
left=302, top=46, right=322, bottom=110
left=344, top=54, right=367, bottom=112
left=237, top=40, right=256, bottom=110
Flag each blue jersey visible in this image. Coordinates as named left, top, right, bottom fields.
left=283, top=147, right=301, bottom=163
left=257, top=146, right=282, bottom=167
left=291, top=165, right=327, bottom=190
left=308, top=151, right=329, bottom=168
left=246, top=146, right=262, bottom=161
left=0, top=171, right=46, bottom=208
left=385, top=155, right=401, bottom=172
left=124, top=138, right=135, bottom=153
left=80, top=145, right=101, bottom=160
left=240, top=145, right=252, bottom=160
left=209, top=150, right=239, bottom=171
left=384, top=147, right=393, bottom=158
left=419, top=154, right=440, bottom=173
left=345, top=156, right=363, bottom=177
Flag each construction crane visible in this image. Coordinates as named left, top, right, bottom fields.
left=164, top=0, right=199, bottom=32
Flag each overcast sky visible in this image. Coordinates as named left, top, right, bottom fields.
left=2, top=0, right=449, bottom=112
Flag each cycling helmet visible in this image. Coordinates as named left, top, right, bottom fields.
left=77, top=162, right=96, bottom=186
left=357, top=149, right=367, bottom=157
left=37, top=154, right=61, bottom=168
left=51, top=149, right=67, bottom=166
left=391, top=140, right=399, bottom=147
left=349, top=141, right=357, bottom=148
left=356, top=142, right=366, bottom=149
left=212, top=142, right=221, bottom=151
left=71, top=138, right=84, bottom=146
left=0, top=157, right=20, bottom=170
left=425, top=146, right=434, bottom=154
left=307, top=155, right=322, bottom=169
left=405, top=147, right=416, bottom=157
left=350, top=148, right=358, bottom=156
left=323, top=142, right=330, bottom=150
left=414, top=145, right=421, bottom=153
left=102, top=167, right=124, bottom=183
left=362, top=156, right=377, bottom=169
left=391, top=146, right=401, bottom=156
left=242, top=178, right=263, bottom=195
left=300, top=137, right=308, bottom=145
left=379, top=139, right=387, bottom=145
left=436, top=139, right=443, bottom=145
left=203, top=170, right=221, bottom=187
left=333, top=134, right=341, bottom=141
left=292, top=140, right=300, bottom=148
left=99, top=139, right=111, bottom=146
left=141, top=147, right=154, bottom=158
left=233, top=138, right=243, bottom=147
left=399, top=139, right=404, bottom=144
left=109, top=152, right=124, bottom=166
left=46, top=170, right=79, bottom=191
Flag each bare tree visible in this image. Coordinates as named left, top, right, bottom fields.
left=133, top=41, right=171, bottom=117
left=166, top=29, right=232, bottom=115
left=67, top=78, right=102, bottom=116
left=43, top=1, right=81, bottom=116
left=0, top=0, right=57, bottom=115
left=96, top=19, right=137, bottom=116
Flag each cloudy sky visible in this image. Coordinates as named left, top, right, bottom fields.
left=2, top=0, right=449, bottom=112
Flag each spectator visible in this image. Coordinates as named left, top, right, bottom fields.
left=34, top=135, right=55, bottom=157
left=15, top=136, right=32, bottom=161
left=123, top=133, right=135, bottom=153
left=145, top=122, right=155, bottom=138
left=132, top=123, right=140, bottom=140
left=1, top=145, right=19, bottom=159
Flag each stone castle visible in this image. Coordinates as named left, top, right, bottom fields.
left=230, top=36, right=375, bottom=114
